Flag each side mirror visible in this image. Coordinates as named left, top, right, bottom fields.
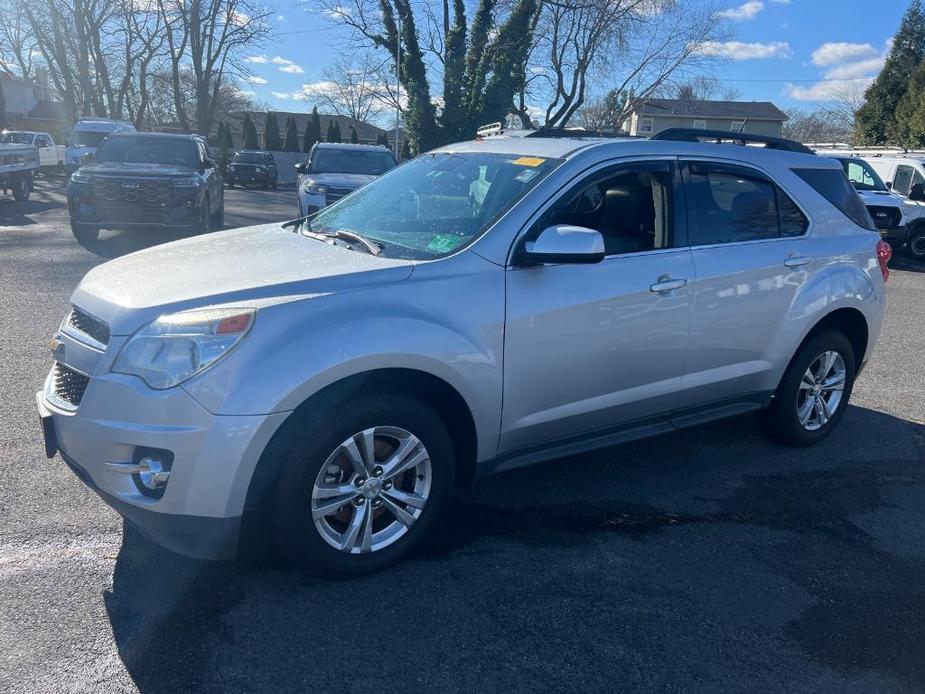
left=521, top=224, right=605, bottom=265
left=202, top=158, right=215, bottom=170
left=885, top=181, right=892, bottom=190
left=910, top=183, right=925, bottom=201
left=294, top=162, right=307, bottom=174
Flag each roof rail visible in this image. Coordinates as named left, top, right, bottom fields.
left=651, top=127, right=814, bottom=155
left=809, top=145, right=925, bottom=159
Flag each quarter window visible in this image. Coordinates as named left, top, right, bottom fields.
left=684, top=163, right=807, bottom=245
left=892, top=164, right=924, bottom=197
left=792, top=167, right=874, bottom=230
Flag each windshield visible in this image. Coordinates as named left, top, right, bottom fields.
left=71, top=131, right=112, bottom=148
left=1, top=132, right=33, bottom=144
left=234, top=152, right=268, bottom=164
left=838, top=158, right=888, bottom=192
left=95, top=136, right=199, bottom=167
left=310, top=148, right=396, bottom=175
left=307, top=151, right=562, bottom=259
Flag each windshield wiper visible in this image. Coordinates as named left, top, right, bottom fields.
left=282, top=217, right=382, bottom=256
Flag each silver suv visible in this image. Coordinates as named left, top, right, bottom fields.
left=37, top=130, right=890, bottom=575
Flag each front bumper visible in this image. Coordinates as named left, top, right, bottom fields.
left=68, top=192, right=202, bottom=230
left=36, top=352, right=287, bottom=559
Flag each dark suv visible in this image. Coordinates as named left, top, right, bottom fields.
left=227, top=150, right=277, bottom=189
left=68, top=132, right=224, bottom=243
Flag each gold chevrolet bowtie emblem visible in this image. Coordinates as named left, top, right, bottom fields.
left=49, top=337, right=64, bottom=359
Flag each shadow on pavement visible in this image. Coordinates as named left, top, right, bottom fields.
left=890, top=252, right=925, bottom=274
left=103, top=405, right=925, bottom=692
left=0, top=199, right=61, bottom=226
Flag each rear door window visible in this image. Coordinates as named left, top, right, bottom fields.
left=893, top=165, right=916, bottom=196
left=792, top=167, right=874, bottom=230
left=684, top=162, right=807, bottom=245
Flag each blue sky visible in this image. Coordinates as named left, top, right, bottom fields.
left=244, top=0, right=910, bottom=118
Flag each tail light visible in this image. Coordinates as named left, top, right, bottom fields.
left=876, top=239, right=892, bottom=282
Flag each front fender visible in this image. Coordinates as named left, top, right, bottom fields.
left=182, top=252, right=506, bottom=462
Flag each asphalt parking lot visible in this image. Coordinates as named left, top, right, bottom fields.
left=1, top=179, right=924, bottom=693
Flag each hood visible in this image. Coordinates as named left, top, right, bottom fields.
left=72, top=224, right=414, bottom=335
left=303, top=172, right=377, bottom=189
left=78, top=161, right=199, bottom=177
left=856, top=189, right=902, bottom=206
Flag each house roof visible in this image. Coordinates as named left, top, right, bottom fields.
left=27, top=100, right=69, bottom=121
left=635, top=99, right=788, bottom=121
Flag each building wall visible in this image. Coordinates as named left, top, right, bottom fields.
left=630, top=114, right=783, bottom=138
left=1, top=79, right=38, bottom=118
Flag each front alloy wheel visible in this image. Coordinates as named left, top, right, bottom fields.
left=796, top=351, right=846, bottom=431
left=909, top=229, right=925, bottom=259
left=311, top=427, right=431, bottom=554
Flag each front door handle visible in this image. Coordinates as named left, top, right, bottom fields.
left=784, top=255, right=811, bottom=268
left=650, top=276, right=687, bottom=293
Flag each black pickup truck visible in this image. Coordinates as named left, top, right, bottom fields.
left=67, top=132, right=224, bottom=243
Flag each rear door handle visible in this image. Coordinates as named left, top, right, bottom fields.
left=650, top=276, right=687, bottom=293
left=784, top=255, right=811, bottom=268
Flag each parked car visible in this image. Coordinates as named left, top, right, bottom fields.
left=227, top=150, right=278, bottom=189
left=65, top=119, right=135, bottom=174
left=822, top=156, right=906, bottom=245
left=0, top=141, right=39, bottom=201
left=67, top=132, right=224, bottom=243
left=1, top=131, right=65, bottom=172
left=39, top=129, right=888, bottom=576
left=295, top=142, right=396, bottom=216
left=812, top=147, right=925, bottom=260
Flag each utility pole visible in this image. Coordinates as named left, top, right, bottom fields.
left=394, top=15, right=401, bottom=160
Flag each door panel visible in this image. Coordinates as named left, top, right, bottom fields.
left=501, top=248, right=694, bottom=452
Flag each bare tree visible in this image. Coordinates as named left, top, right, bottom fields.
left=782, top=108, right=854, bottom=144
left=301, top=53, right=389, bottom=126
left=531, top=0, right=726, bottom=128
left=0, top=0, right=39, bottom=80
left=668, top=76, right=742, bottom=102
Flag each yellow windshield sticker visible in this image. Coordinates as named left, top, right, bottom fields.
left=510, top=156, right=545, bottom=167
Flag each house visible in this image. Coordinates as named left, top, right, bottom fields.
left=0, top=69, right=71, bottom=139
left=624, top=99, right=788, bottom=138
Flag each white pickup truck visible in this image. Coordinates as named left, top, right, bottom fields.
left=0, top=131, right=65, bottom=172
left=0, top=142, right=39, bottom=201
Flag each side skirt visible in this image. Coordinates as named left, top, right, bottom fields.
left=477, top=392, right=773, bottom=479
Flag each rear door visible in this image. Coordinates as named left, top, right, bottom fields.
left=678, top=160, right=810, bottom=407
left=501, top=158, right=695, bottom=452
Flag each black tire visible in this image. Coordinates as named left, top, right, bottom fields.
left=908, top=227, right=925, bottom=260
left=262, top=177, right=269, bottom=190
left=271, top=175, right=278, bottom=189
left=227, top=179, right=234, bottom=188
left=194, top=197, right=211, bottom=233
left=11, top=172, right=31, bottom=201
left=70, top=220, right=99, bottom=243
left=272, top=392, right=455, bottom=577
left=757, top=330, right=856, bottom=446
left=210, top=195, right=224, bottom=229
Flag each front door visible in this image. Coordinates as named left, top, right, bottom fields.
left=501, top=159, right=694, bottom=452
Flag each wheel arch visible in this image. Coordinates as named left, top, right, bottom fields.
left=238, top=367, right=479, bottom=555
left=794, top=306, right=869, bottom=376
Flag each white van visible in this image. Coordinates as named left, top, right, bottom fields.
left=65, top=119, right=135, bottom=173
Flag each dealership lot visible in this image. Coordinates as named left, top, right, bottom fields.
left=2, top=180, right=925, bottom=692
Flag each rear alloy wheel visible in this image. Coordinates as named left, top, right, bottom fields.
left=909, top=228, right=925, bottom=260
left=273, top=393, right=454, bottom=576
left=758, top=331, right=855, bottom=446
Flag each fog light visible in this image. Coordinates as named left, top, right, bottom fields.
left=105, top=446, right=174, bottom=498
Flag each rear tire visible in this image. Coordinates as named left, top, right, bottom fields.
left=272, top=392, right=455, bottom=577
left=757, top=330, right=856, bottom=446
left=70, top=220, right=99, bottom=244
left=909, top=227, right=925, bottom=260
left=11, top=172, right=31, bottom=201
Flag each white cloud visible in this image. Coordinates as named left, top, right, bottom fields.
left=235, top=89, right=257, bottom=98
left=785, top=77, right=873, bottom=102
left=245, top=54, right=269, bottom=64
left=698, top=41, right=791, bottom=60
left=718, top=1, right=764, bottom=21
left=277, top=14, right=284, bottom=21
left=770, top=0, right=790, bottom=3
left=246, top=76, right=268, bottom=85
left=279, top=64, right=304, bottom=74
left=811, top=42, right=878, bottom=67
left=823, top=56, right=886, bottom=80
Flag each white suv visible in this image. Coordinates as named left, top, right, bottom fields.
left=38, top=129, right=890, bottom=575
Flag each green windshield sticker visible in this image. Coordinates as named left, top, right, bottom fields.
left=426, top=234, right=465, bottom=253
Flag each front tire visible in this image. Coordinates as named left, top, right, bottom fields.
left=194, top=197, right=211, bottom=233
left=758, top=331, right=856, bottom=446
left=273, top=393, right=455, bottom=576
left=210, top=195, right=224, bottom=229
left=11, top=171, right=31, bottom=201
left=70, top=220, right=99, bottom=243
left=909, top=227, right=925, bottom=260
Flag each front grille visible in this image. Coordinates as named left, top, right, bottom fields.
left=326, top=187, right=354, bottom=203
left=91, top=177, right=171, bottom=220
left=866, top=205, right=901, bottom=229
left=51, top=363, right=90, bottom=408
left=67, top=306, right=110, bottom=346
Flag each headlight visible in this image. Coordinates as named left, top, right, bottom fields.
left=113, top=308, right=254, bottom=389
left=304, top=184, right=327, bottom=195
left=173, top=177, right=200, bottom=188
left=255, top=166, right=266, bottom=172
left=70, top=170, right=92, bottom=184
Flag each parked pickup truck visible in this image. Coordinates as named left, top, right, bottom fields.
left=1, top=131, right=64, bottom=172
left=0, top=142, right=39, bottom=201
